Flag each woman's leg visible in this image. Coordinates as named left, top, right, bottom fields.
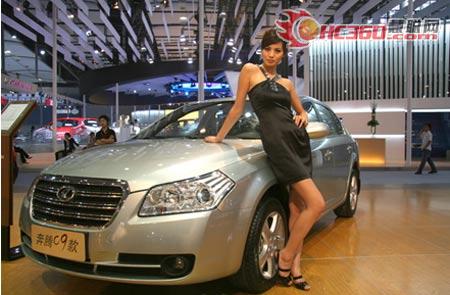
left=279, top=178, right=325, bottom=271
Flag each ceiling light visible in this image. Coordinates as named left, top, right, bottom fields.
left=40, top=50, right=45, bottom=55
left=133, top=90, right=137, bottom=93
left=236, top=58, right=242, bottom=65
left=256, top=49, right=261, bottom=55
left=86, top=30, right=92, bottom=36
left=148, top=58, right=154, bottom=64
left=112, top=2, right=119, bottom=9
left=11, top=35, right=17, bottom=39
left=183, top=47, right=189, bottom=50
left=231, top=47, right=237, bottom=53
left=94, top=50, right=99, bottom=54
left=219, top=12, right=226, bottom=17
left=179, top=16, right=188, bottom=21
left=68, top=14, right=75, bottom=19
left=187, top=57, right=193, bottom=64
left=140, top=47, right=147, bottom=52
left=148, top=88, right=152, bottom=91
left=15, top=7, right=21, bottom=11
left=180, top=35, right=186, bottom=42
left=4, top=50, right=11, bottom=55
left=228, top=57, right=234, bottom=64
left=227, top=38, right=234, bottom=46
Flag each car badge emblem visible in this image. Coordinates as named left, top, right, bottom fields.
left=56, top=186, right=76, bottom=202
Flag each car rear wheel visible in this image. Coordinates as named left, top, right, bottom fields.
left=230, top=197, right=287, bottom=293
left=334, top=169, right=359, bottom=217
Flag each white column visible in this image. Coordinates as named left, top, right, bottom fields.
left=82, top=94, right=86, bottom=117
left=115, top=82, right=119, bottom=125
left=303, top=47, right=310, bottom=96
left=292, top=49, right=298, bottom=92
left=198, top=0, right=205, bottom=101
left=52, top=3, right=58, bottom=152
left=405, top=0, right=413, bottom=167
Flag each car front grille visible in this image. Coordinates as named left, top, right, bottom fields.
left=31, top=175, right=129, bottom=228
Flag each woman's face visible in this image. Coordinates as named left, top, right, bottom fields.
left=261, top=42, right=285, bottom=67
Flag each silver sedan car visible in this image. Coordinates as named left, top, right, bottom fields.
left=19, top=97, right=360, bottom=293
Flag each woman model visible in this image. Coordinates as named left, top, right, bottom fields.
left=204, top=29, right=325, bottom=290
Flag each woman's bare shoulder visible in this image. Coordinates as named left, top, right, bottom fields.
left=278, top=77, right=294, bottom=91
left=241, top=63, right=259, bottom=73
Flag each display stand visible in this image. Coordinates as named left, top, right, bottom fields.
left=1, top=101, right=36, bottom=260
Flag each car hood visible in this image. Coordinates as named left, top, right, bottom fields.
left=43, top=139, right=264, bottom=191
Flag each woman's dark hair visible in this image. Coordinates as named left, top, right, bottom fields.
left=98, top=115, right=110, bottom=123
left=261, top=28, right=287, bottom=54
left=64, top=132, right=71, bottom=138
left=426, top=123, right=432, bottom=130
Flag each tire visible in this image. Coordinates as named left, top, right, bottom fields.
left=334, top=169, right=360, bottom=218
left=230, top=197, right=288, bottom=293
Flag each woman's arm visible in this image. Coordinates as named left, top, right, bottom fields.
left=204, top=63, right=253, bottom=143
left=287, top=80, right=308, bottom=128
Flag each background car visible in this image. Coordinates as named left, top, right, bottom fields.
left=32, top=117, right=97, bottom=143
left=20, top=97, right=360, bottom=293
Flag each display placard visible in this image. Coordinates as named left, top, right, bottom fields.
left=1, top=101, right=36, bottom=135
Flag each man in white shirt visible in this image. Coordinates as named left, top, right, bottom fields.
left=415, top=123, right=438, bottom=174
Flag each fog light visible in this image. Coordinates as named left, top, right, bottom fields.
left=161, top=256, right=191, bottom=277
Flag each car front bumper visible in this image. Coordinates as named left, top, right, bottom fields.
left=19, top=190, right=252, bottom=285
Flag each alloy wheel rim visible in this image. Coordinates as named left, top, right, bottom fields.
left=349, top=175, right=358, bottom=211
left=258, top=211, right=286, bottom=279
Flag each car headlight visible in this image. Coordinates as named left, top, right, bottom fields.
left=139, top=170, right=235, bottom=216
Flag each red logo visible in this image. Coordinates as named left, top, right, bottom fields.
left=274, top=9, right=321, bottom=49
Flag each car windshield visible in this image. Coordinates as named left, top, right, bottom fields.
left=57, top=120, right=78, bottom=127
left=135, top=101, right=261, bottom=139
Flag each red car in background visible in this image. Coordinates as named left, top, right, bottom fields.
left=33, top=117, right=98, bottom=143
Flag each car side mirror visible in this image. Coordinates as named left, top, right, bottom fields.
left=306, top=122, right=330, bottom=139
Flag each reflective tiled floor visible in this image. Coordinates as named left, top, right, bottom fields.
left=2, top=171, right=450, bottom=295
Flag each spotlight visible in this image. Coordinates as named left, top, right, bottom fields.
left=94, top=49, right=99, bottom=54
left=227, top=38, right=234, bottom=46
left=179, top=16, right=188, bottom=22
left=148, top=58, right=154, bottom=64
left=40, top=50, right=45, bottom=55
left=256, top=49, right=261, bottom=55
left=180, top=35, right=186, bottom=42
left=236, top=58, right=242, bottom=65
left=140, top=46, right=147, bottom=52
left=231, top=47, right=237, bottom=53
left=4, top=50, right=11, bottom=55
left=68, top=14, right=74, bottom=19
left=112, top=1, right=119, bottom=9
left=86, top=30, right=92, bottom=36
left=228, top=57, right=234, bottom=64
left=133, top=90, right=137, bottom=93
left=11, top=35, right=17, bottom=39
left=187, top=57, right=193, bottom=64
left=219, top=12, right=226, bottom=18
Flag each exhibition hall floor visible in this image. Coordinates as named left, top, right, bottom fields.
left=2, top=165, right=450, bottom=294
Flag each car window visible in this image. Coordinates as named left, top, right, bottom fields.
left=302, top=101, right=319, bottom=123
left=137, top=101, right=260, bottom=139
left=314, top=104, right=344, bottom=135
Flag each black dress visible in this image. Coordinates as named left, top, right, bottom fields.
left=248, top=65, right=312, bottom=185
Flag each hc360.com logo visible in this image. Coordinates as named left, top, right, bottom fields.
left=275, top=9, right=441, bottom=49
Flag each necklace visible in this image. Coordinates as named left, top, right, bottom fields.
left=260, top=64, right=278, bottom=80
left=259, top=64, right=280, bottom=92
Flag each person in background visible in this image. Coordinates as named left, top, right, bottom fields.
left=95, top=115, right=117, bottom=145
left=13, top=133, right=32, bottom=164
left=415, top=123, right=438, bottom=174
left=55, top=133, right=79, bottom=160
left=83, top=132, right=96, bottom=149
left=64, top=132, right=79, bottom=153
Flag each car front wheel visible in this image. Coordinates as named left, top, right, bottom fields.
left=334, top=169, right=360, bottom=217
left=230, top=197, right=287, bottom=293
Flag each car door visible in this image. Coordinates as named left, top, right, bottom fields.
left=302, top=101, right=335, bottom=206
left=314, top=103, right=353, bottom=204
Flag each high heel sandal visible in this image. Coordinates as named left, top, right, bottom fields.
left=274, top=250, right=292, bottom=287
left=292, top=274, right=311, bottom=291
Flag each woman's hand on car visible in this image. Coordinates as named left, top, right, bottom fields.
left=203, top=136, right=223, bottom=143
left=293, top=111, right=308, bottom=128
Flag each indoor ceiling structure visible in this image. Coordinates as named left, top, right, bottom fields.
left=2, top=0, right=449, bottom=98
